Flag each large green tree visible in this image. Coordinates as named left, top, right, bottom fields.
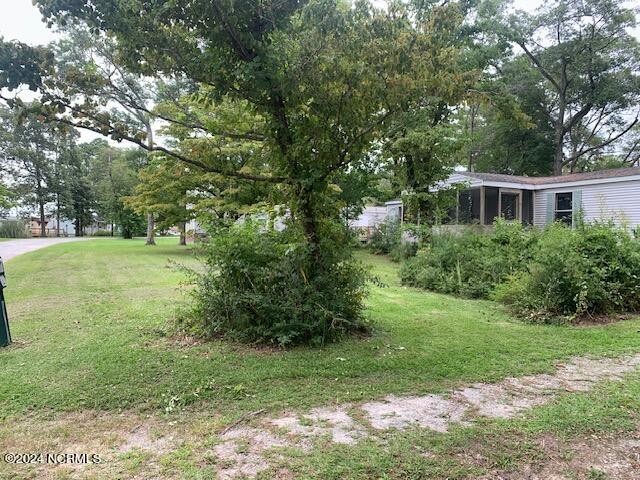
left=54, top=26, right=160, bottom=244
left=125, top=158, right=197, bottom=246
left=455, top=56, right=556, bottom=176
left=82, top=140, right=146, bottom=239
left=62, top=141, right=97, bottom=237
left=498, top=0, right=640, bottom=174
left=0, top=106, right=55, bottom=236
left=0, top=0, right=467, bottom=341
left=2, top=1, right=462, bottom=240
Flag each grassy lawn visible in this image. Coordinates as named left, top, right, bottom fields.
left=1, top=238, right=639, bottom=478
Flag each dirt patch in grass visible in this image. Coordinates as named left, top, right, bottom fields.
left=2, top=354, right=639, bottom=479
left=471, top=428, right=640, bottom=480
left=119, top=422, right=175, bottom=455
left=271, top=405, right=368, bottom=446
left=362, top=394, right=469, bottom=432
left=213, top=427, right=290, bottom=480
left=210, top=354, right=640, bottom=478
left=572, top=313, right=637, bottom=326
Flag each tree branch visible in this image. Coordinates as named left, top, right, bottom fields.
left=564, top=102, right=593, bottom=133
left=0, top=94, right=285, bottom=184
left=568, top=117, right=639, bottom=164
left=517, top=41, right=562, bottom=93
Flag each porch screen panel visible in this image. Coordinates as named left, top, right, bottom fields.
left=500, top=192, right=520, bottom=221
left=484, top=187, right=499, bottom=225
left=458, top=189, right=481, bottom=224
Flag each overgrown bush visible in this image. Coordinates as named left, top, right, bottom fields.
left=0, top=219, right=29, bottom=238
left=370, top=220, right=429, bottom=262
left=92, top=229, right=112, bottom=237
left=400, top=220, right=537, bottom=298
left=390, top=241, right=419, bottom=262
left=368, top=218, right=401, bottom=254
left=181, top=221, right=371, bottom=347
left=494, top=223, right=640, bottom=321
left=389, top=223, right=431, bottom=261
left=401, top=220, right=640, bottom=322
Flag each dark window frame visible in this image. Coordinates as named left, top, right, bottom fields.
left=554, top=192, right=573, bottom=226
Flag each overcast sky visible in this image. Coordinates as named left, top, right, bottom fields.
left=2, top=0, right=639, bottom=45
left=2, top=0, right=637, bottom=47
left=0, top=0, right=58, bottom=45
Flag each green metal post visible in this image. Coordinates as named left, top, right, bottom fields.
left=0, top=258, right=10, bottom=347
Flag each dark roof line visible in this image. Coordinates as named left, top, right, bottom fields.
left=459, top=167, right=640, bottom=185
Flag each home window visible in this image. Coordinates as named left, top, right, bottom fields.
left=499, top=190, right=521, bottom=221
left=555, top=192, right=573, bottom=225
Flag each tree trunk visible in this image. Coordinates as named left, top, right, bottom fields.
left=144, top=121, right=156, bottom=246
left=179, top=221, right=187, bottom=246
left=553, top=121, right=565, bottom=176
left=552, top=60, right=568, bottom=176
left=34, top=164, right=47, bottom=237
left=467, top=103, right=479, bottom=171
left=39, top=201, right=46, bottom=238
left=146, top=213, right=156, bottom=245
left=298, top=190, right=322, bottom=274
left=56, top=193, right=61, bottom=237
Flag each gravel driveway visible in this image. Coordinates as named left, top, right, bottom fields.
left=0, top=237, right=89, bottom=262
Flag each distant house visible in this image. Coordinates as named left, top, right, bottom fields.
left=27, top=215, right=112, bottom=237
left=28, top=216, right=72, bottom=237
left=28, top=216, right=48, bottom=236
left=47, top=217, right=75, bottom=237
left=349, top=200, right=405, bottom=240
left=437, top=167, right=640, bottom=229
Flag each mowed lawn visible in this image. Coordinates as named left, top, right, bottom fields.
left=1, top=238, right=640, bottom=479
left=1, top=238, right=640, bottom=421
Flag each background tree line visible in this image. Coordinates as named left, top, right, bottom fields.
left=0, top=106, right=147, bottom=238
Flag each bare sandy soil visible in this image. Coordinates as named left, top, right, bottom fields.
left=2, top=353, right=639, bottom=479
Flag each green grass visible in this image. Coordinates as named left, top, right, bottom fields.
left=1, top=239, right=640, bottom=479
left=0, top=239, right=639, bottom=421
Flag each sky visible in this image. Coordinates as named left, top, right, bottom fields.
left=0, top=0, right=58, bottom=45
left=1, top=0, right=638, bottom=45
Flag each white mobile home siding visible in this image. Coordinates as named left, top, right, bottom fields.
left=533, top=179, right=640, bottom=228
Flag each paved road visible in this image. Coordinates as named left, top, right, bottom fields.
left=0, top=237, right=89, bottom=262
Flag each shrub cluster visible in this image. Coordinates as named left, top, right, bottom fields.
left=400, top=221, right=640, bottom=322
left=0, top=219, right=29, bottom=238
left=368, top=218, right=402, bottom=255
left=181, top=221, right=370, bottom=347
left=369, top=219, right=430, bottom=262
left=400, top=220, right=536, bottom=298
left=494, top=223, right=640, bottom=321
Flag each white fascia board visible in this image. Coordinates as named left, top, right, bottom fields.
left=532, top=175, right=640, bottom=190
left=452, top=175, right=640, bottom=191
left=482, top=180, right=536, bottom=190
left=436, top=173, right=640, bottom=193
